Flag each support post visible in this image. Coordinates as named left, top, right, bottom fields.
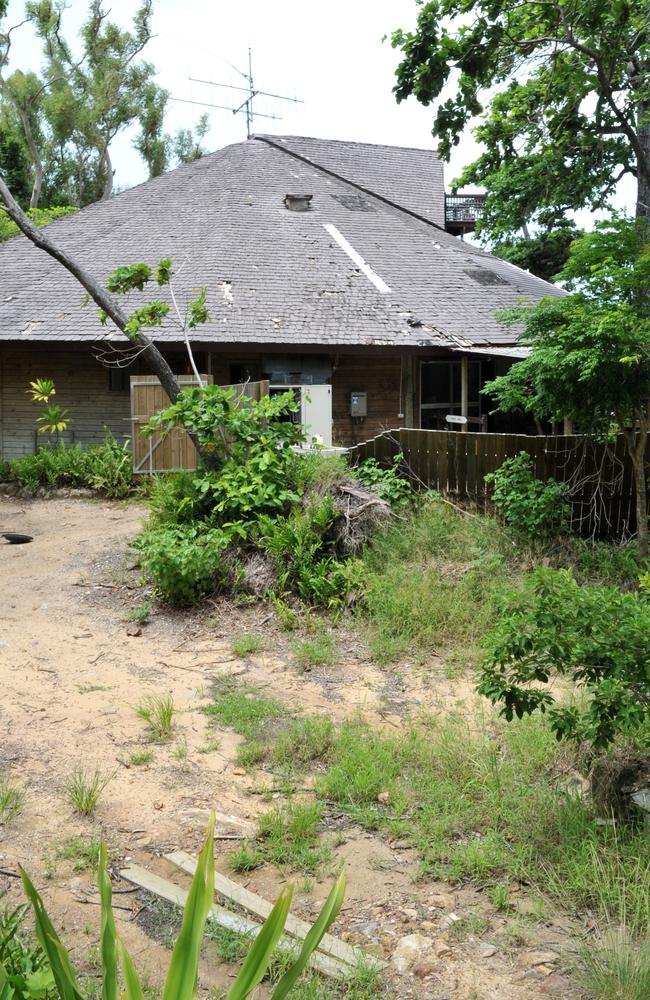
left=460, top=356, right=469, bottom=432
left=402, top=353, right=415, bottom=427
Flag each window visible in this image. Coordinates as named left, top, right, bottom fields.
left=108, top=367, right=130, bottom=393
left=420, top=360, right=482, bottom=430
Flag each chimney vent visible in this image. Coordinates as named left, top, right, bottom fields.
left=284, top=193, right=313, bottom=212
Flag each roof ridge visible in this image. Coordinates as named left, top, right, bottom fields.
left=252, top=133, right=441, bottom=156
left=254, top=134, right=449, bottom=235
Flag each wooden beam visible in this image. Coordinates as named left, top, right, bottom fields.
left=165, top=851, right=383, bottom=971
left=460, top=356, right=469, bottom=433
left=401, top=354, right=415, bottom=427
left=120, top=864, right=348, bottom=981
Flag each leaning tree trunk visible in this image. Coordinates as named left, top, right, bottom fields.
left=100, top=144, right=114, bottom=201
left=0, top=173, right=206, bottom=458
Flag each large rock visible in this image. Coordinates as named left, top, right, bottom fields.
left=392, top=933, right=434, bottom=974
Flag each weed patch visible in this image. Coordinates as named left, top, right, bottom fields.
left=0, top=777, right=24, bottom=826
left=232, top=801, right=331, bottom=875
left=316, top=714, right=650, bottom=931
left=359, top=495, right=523, bottom=665
left=128, top=749, right=154, bottom=766
left=231, top=633, right=264, bottom=657
left=291, top=633, right=337, bottom=672
left=136, top=693, right=175, bottom=741
left=53, top=836, right=103, bottom=872
left=65, top=767, right=113, bottom=816
left=577, top=931, right=650, bottom=1000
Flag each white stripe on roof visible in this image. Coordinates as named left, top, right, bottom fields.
left=323, top=223, right=392, bottom=294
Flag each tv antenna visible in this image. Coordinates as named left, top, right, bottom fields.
left=171, top=48, right=303, bottom=138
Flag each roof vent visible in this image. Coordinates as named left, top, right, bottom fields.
left=284, top=193, right=313, bottom=212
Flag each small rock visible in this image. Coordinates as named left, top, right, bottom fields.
left=126, top=625, right=142, bottom=637
left=354, top=921, right=380, bottom=937
left=153, top=801, right=164, bottom=810
left=233, top=767, right=246, bottom=776
left=401, top=907, right=418, bottom=920
left=479, top=943, right=498, bottom=958
left=539, top=973, right=572, bottom=995
left=439, top=913, right=461, bottom=930
left=434, top=941, right=451, bottom=958
left=413, top=957, right=438, bottom=977
left=377, top=791, right=391, bottom=805
left=392, top=933, right=433, bottom=974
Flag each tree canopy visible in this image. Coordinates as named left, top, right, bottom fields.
left=484, top=216, right=650, bottom=554
left=391, top=1, right=650, bottom=271
left=0, top=1, right=210, bottom=209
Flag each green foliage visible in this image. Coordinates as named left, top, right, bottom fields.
left=316, top=714, right=649, bottom=930
left=0, top=777, right=24, bottom=826
left=270, top=718, right=336, bottom=771
left=135, top=693, right=175, bottom=741
left=5, top=436, right=133, bottom=498
left=291, top=633, right=337, bottom=672
left=126, top=601, right=152, bottom=625
left=231, top=633, right=264, bottom=657
left=65, top=767, right=113, bottom=816
left=137, top=523, right=231, bottom=604
left=479, top=569, right=650, bottom=748
left=354, top=455, right=411, bottom=508
left=146, top=385, right=304, bottom=529
left=0, top=904, right=55, bottom=999
left=2, top=1, right=173, bottom=208
left=391, top=2, right=648, bottom=248
left=359, top=495, right=522, bottom=664
left=485, top=453, right=570, bottom=539
left=491, top=224, right=582, bottom=282
left=0, top=205, right=77, bottom=243
left=53, top=836, right=102, bottom=872
left=233, top=802, right=331, bottom=876
left=577, top=931, right=650, bottom=1000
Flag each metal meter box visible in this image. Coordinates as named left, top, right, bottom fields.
left=350, top=391, right=367, bottom=417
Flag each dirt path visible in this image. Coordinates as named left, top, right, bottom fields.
left=0, top=496, right=578, bottom=998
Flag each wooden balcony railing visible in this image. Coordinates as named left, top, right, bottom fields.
left=445, top=193, right=486, bottom=235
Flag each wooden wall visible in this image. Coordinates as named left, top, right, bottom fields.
left=0, top=343, right=132, bottom=459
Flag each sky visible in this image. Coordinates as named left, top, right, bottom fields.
left=3, top=0, right=634, bottom=219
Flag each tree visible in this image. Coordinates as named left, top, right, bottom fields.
left=391, top=2, right=650, bottom=268
left=0, top=1, right=172, bottom=206
left=483, top=216, right=650, bottom=557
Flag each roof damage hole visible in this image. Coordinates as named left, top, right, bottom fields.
left=464, top=268, right=509, bottom=287
left=331, top=194, right=376, bottom=212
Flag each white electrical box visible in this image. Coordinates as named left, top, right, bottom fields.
left=350, top=391, right=367, bottom=417
left=270, top=384, right=333, bottom=447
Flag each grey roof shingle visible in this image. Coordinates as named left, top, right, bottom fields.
left=0, top=135, right=564, bottom=348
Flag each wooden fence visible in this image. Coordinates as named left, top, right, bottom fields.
left=347, top=428, right=639, bottom=539
left=130, top=378, right=270, bottom=474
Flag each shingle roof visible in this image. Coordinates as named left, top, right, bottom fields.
left=0, top=135, right=564, bottom=348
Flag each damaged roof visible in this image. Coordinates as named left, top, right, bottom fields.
left=0, top=134, right=563, bottom=347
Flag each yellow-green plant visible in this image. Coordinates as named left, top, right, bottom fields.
left=0, top=815, right=346, bottom=1000
left=25, top=379, right=70, bottom=435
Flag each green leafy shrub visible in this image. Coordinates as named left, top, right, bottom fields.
left=485, top=452, right=570, bottom=538
left=0, top=904, right=55, bottom=998
left=479, top=568, right=650, bottom=748
left=6, top=435, right=133, bottom=498
left=147, top=471, right=207, bottom=525
left=355, top=454, right=411, bottom=508
left=138, top=523, right=232, bottom=603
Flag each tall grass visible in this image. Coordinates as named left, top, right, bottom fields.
left=317, top=713, right=650, bottom=932
left=359, top=495, right=523, bottom=665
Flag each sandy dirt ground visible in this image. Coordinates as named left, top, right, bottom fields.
left=0, top=496, right=582, bottom=998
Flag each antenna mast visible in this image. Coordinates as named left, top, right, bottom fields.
left=172, top=48, right=303, bottom=138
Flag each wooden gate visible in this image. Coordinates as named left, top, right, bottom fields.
left=130, top=375, right=212, bottom=474
left=130, top=376, right=270, bottom=474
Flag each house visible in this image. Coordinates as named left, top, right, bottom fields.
left=0, top=134, right=563, bottom=458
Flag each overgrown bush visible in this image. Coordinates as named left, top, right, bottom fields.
left=355, top=454, right=411, bottom=508
left=485, top=452, right=570, bottom=538
left=479, top=568, right=650, bottom=748
left=4, top=435, right=133, bottom=498
left=137, top=523, right=232, bottom=604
